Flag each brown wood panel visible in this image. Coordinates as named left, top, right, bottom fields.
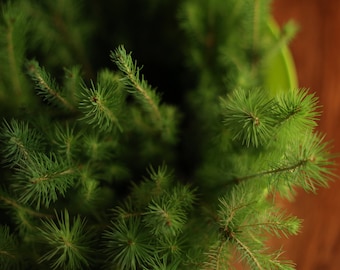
left=272, top=0, right=340, bottom=269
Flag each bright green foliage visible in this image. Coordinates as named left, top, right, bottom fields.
left=221, top=88, right=276, bottom=147
left=111, top=46, right=179, bottom=143
left=103, top=164, right=195, bottom=269
left=0, top=0, right=336, bottom=269
left=79, top=73, right=124, bottom=132
left=211, top=182, right=300, bottom=269
left=111, top=46, right=162, bottom=121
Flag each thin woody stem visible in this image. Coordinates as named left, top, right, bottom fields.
left=0, top=193, right=52, bottom=218
left=27, top=62, right=75, bottom=111
left=233, top=159, right=308, bottom=184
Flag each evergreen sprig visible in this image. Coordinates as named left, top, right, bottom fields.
left=52, top=123, right=81, bottom=163
left=221, top=88, right=323, bottom=149
left=0, top=119, right=43, bottom=167
left=233, top=237, right=296, bottom=270
left=111, top=46, right=162, bottom=123
left=203, top=240, right=232, bottom=270
left=38, top=210, right=93, bottom=270
left=112, top=46, right=179, bottom=143
left=221, top=88, right=276, bottom=147
left=275, top=88, right=320, bottom=135
left=102, top=217, right=153, bottom=270
left=232, top=132, right=333, bottom=190
left=13, top=152, right=76, bottom=210
left=104, top=165, right=195, bottom=269
left=130, top=164, right=173, bottom=207
left=271, top=131, right=333, bottom=192
left=26, top=60, right=75, bottom=111
left=208, top=182, right=300, bottom=269
left=144, top=197, right=188, bottom=237
left=79, top=71, right=124, bottom=132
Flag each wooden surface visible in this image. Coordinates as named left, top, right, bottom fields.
left=272, top=0, right=340, bottom=269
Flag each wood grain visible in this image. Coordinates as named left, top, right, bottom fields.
left=272, top=0, right=340, bottom=269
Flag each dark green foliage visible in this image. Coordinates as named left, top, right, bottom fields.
left=103, top=217, right=153, bottom=270
left=0, top=1, right=31, bottom=110
left=0, top=119, right=43, bottom=167
left=37, top=210, right=93, bottom=269
left=0, top=0, right=335, bottom=269
left=26, top=60, right=75, bottom=111
left=0, top=225, right=21, bottom=270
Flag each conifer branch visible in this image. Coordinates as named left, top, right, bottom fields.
left=233, top=235, right=263, bottom=269
left=221, top=88, right=276, bottom=147
left=0, top=191, right=51, bottom=218
left=30, top=168, right=75, bottom=184
left=102, top=217, right=153, bottom=270
left=214, top=242, right=227, bottom=270
left=38, top=210, right=93, bottom=270
left=145, top=198, right=187, bottom=237
left=233, top=159, right=307, bottom=184
left=216, top=183, right=300, bottom=269
left=111, top=46, right=178, bottom=143
left=231, top=233, right=295, bottom=270
left=0, top=119, right=43, bottom=167
left=26, top=60, right=76, bottom=111
left=275, top=89, right=320, bottom=132
left=53, top=123, right=80, bottom=163
left=203, top=240, right=230, bottom=270
left=79, top=77, right=124, bottom=132
left=237, top=213, right=301, bottom=238
left=14, top=153, right=76, bottom=209
left=232, top=131, right=333, bottom=192
left=111, top=46, right=162, bottom=124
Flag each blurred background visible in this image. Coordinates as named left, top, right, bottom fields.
left=272, top=0, right=340, bottom=269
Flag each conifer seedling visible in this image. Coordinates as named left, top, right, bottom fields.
left=0, top=0, right=335, bottom=269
